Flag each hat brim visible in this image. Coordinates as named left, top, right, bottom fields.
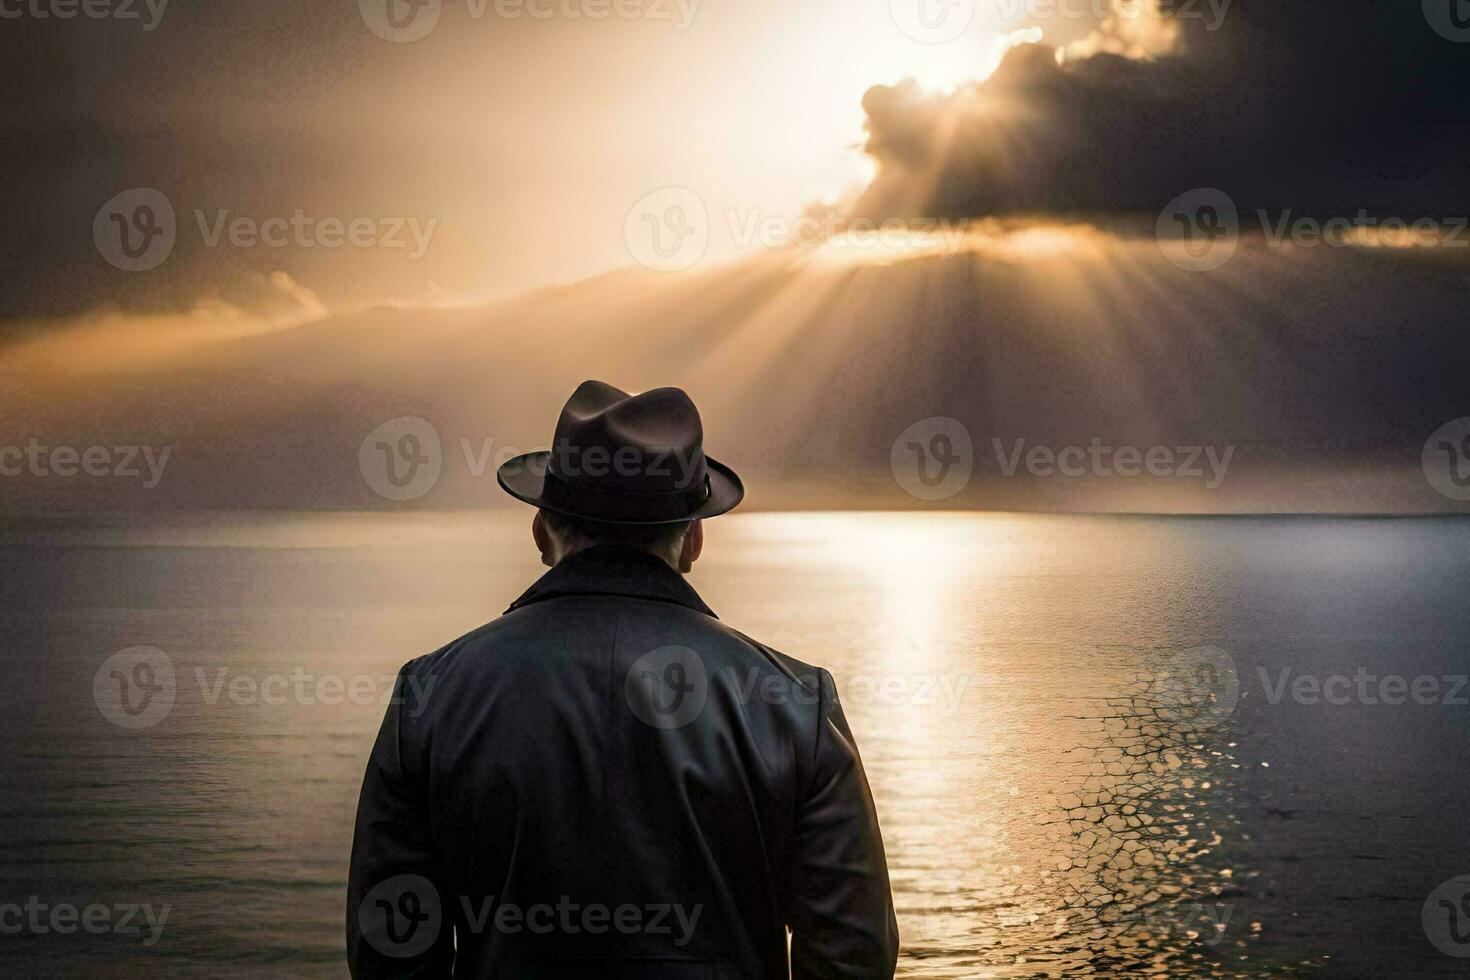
left=496, top=451, right=744, bottom=525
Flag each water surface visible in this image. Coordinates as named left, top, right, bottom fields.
left=2, top=512, right=1467, bottom=977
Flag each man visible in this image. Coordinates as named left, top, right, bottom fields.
left=348, top=380, right=898, bottom=978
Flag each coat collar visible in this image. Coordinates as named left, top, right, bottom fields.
left=505, top=545, right=718, bottom=619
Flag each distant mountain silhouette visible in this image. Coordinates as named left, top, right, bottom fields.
left=3, top=228, right=1467, bottom=514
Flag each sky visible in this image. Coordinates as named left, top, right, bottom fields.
left=1, top=0, right=1469, bottom=514
left=1, top=0, right=1135, bottom=319
left=5, top=0, right=1467, bottom=322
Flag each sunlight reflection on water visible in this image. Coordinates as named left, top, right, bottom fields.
left=715, top=515, right=1271, bottom=976
left=5, top=511, right=1467, bottom=976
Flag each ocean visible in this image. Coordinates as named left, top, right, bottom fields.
left=2, top=511, right=1467, bottom=977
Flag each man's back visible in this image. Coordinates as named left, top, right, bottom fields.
left=347, top=547, right=899, bottom=978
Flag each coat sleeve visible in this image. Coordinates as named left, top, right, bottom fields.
left=346, top=661, right=454, bottom=978
left=787, top=668, right=900, bottom=979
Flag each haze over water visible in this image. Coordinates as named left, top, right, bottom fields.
left=2, top=511, right=1467, bottom=977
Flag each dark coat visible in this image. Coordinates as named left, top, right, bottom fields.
left=347, top=546, right=899, bottom=979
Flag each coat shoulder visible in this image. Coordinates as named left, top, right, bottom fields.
left=396, top=597, right=834, bottom=698
left=711, top=623, right=832, bottom=704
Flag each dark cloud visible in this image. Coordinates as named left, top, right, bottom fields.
left=0, top=2, right=533, bottom=321
left=854, top=0, right=1470, bottom=221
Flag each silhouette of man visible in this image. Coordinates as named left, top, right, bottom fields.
left=348, top=381, right=899, bottom=978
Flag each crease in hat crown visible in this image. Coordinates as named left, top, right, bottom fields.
left=556, top=381, right=704, bottom=468
left=496, top=379, right=744, bottom=524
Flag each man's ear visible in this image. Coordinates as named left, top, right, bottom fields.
left=679, top=519, right=704, bottom=573
left=532, top=510, right=555, bottom=567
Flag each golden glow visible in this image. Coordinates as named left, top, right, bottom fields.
left=735, top=1, right=1027, bottom=194
left=702, top=511, right=1248, bottom=968
left=799, top=220, right=1103, bottom=269
left=1340, top=223, right=1459, bottom=249
left=854, top=24, right=1035, bottom=96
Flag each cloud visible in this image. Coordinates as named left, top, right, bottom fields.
left=1059, top=0, right=1183, bottom=62
left=850, top=1, right=1470, bottom=221
left=3, top=231, right=1468, bottom=515
left=0, top=271, right=330, bottom=378
left=851, top=38, right=1211, bottom=219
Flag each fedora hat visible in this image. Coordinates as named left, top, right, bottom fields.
left=497, top=380, right=743, bottom=524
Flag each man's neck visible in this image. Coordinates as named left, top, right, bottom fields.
left=553, top=542, right=681, bottom=572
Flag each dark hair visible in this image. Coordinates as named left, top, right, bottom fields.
left=540, top=509, right=691, bottom=556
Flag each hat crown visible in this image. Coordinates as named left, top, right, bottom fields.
left=549, top=381, right=708, bottom=495
left=496, top=379, right=742, bottom=525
